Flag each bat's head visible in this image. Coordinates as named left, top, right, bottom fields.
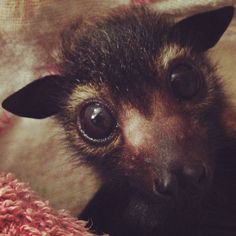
left=2, top=5, right=235, bottom=235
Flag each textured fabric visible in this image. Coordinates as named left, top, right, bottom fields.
left=0, top=172, right=96, bottom=236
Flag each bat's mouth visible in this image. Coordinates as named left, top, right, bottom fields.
left=122, top=183, right=204, bottom=236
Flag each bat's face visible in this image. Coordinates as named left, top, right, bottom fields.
left=62, top=42, right=218, bottom=194
left=60, top=56, right=219, bottom=233
left=2, top=6, right=235, bottom=235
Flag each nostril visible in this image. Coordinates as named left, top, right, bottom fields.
left=183, top=163, right=207, bottom=186
left=153, top=174, right=178, bottom=197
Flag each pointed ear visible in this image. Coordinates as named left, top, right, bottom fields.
left=172, top=6, right=234, bottom=51
left=2, top=75, right=68, bottom=119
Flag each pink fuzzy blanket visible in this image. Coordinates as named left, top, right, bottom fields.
left=0, top=172, right=96, bottom=236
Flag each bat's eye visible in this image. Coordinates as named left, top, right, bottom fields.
left=78, top=101, right=117, bottom=143
left=169, top=64, right=202, bottom=100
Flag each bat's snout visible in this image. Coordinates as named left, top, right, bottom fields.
left=152, top=162, right=209, bottom=198
left=121, top=107, right=214, bottom=199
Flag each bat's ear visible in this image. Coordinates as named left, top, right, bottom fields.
left=172, top=6, right=235, bottom=51
left=2, top=75, right=67, bottom=119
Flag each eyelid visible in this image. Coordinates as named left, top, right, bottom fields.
left=167, top=57, right=199, bottom=72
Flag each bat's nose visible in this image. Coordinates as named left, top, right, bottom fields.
left=182, top=163, right=207, bottom=187
left=153, top=162, right=207, bottom=197
left=153, top=173, right=178, bottom=197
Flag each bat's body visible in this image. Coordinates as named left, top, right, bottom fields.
left=2, top=5, right=236, bottom=236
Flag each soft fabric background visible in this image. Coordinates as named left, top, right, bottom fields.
left=0, top=0, right=235, bottom=216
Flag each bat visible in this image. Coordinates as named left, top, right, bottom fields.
left=2, top=5, right=235, bottom=236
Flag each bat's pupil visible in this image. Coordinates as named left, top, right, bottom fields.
left=170, top=64, right=201, bottom=100
left=79, top=101, right=117, bottom=141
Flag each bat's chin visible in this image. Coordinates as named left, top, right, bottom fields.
left=124, top=187, right=204, bottom=236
